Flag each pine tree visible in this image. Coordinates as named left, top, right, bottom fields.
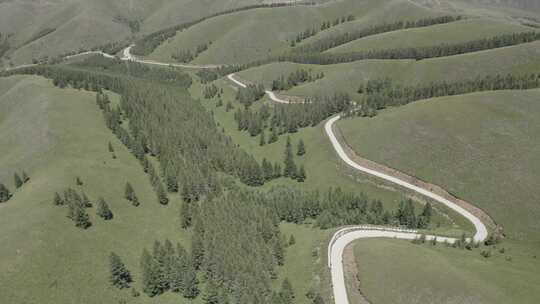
left=280, top=278, right=295, bottom=304
left=125, top=182, right=135, bottom=201
left=269, top=127, right=279, bottom=143
left=74, top=207, right=91, bottom=229
left=180, top=201, right=191, bottom=229
left=191, top=218, right=204, bottom=270
left=182, top=259, right=199, bottom=299
left=297, top=139, right=306, bottom=156
left=53, top=191, right=64, bottom=206
left=14, top=173, right=23, bottom=188
left=273, top=237, right=284, bottom=266
left=141, top=248, right=161, bottom=297
left=0, top=183, right=11, bottom=203
left=109, top=252, right=132, bottom=289
left=157, top=183, right=169, bottom=205
left=283, top=137, right=296, bottom=177
left=108, top=142, right=114, bottom=153
left=97, top=197, right=113, bottom=220
left=166, top=171, right=179, bottom=193
left=203, top=280, right=219, bottom=304
left=76, top=176, right=83, bottom=186
left=296, top=165, right=306, bottom=182
left=259, top=130, right=266, bottom=146
left=288, top=235, right=296, bottom=246
left=22, top=171, right=30, bottom=183
left=81, top=191, right=92, bottom=207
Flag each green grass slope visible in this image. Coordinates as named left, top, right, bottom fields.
left=147, top=0, right=441, bottom=65
left=0, top=75, right=191, bottom=304
left=337, top=89, right=540, bottom=241
left=237, top=40, right=540, bottom=99
left=352, top=238, right=540, bottom=304
left=326, top=18, right=534, bottom=53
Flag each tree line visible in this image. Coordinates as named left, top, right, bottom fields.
left=291, top=14, right=355, bottom=46
left=271, top=68, right=324, bottom=91
left=282, top=31, right=540, bottom=64
left=172, top=41, right=211, bottom=63
left=355, top=72, right=540, bottom=115
left=0, top=170, right=30, bottom=204
left=293, top=15, right=463, bottom=53
left=131, top=1, right=318, bottom=56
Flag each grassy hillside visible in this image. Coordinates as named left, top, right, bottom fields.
left=352, top=238, right=540, bottom=304
left=147, top=0, right=443, bottom=65
left=0, top=0, right=280, bottom=66
left=237, top=40, right=540, bottom=99
left=326, top=18, right=534, bottom=53
left=337, top=89, right=540, bottom=241
left=0, top=75, right=193, bottom=304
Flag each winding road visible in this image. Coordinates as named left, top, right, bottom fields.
left=3, top=47, right=490, bottom=304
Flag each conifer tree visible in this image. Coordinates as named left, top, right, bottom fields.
left=191, top=218, right=204, bottom=270
left=283, top=137, right=296, bottom=177
left=97, top=197, right=113, bottom=220
left=108, top=142, right=114, bottom=153
left=166, top=171, right=179, bottom=193
left=269, top=127, right=279, bottom=143
left=259, top=130, right=266, bottom=146
left=76, top=176, right=83, bottom=186
left=180, top=201, right=191, bottom=229
left=288, top=235, right=296, bottom=246
left=14, top=173, right=23, bottom=189
left=53, top=191, right=64, bottom=206
left=297, top=139, right=306, bottom=156
left=141, top=248, right=161, bottom=297
left=125, top=182, right=135, bottom=201
left=280, top=278, right=295, bottom=304
left=297, top=165, right=306, bottom=182
left=273, top=237, right=284, bottom=266
left=182, top=259, right=199, bottom=299
left=22, top=171, right=30, bottom=183
left=109, top=252, right=132, bottom=289
left=74, top=207, right=91, bottom=229
left=0, top=183, right=11, bottom=203
left=203, top=280, right=219, bottom=304
left=157, top=182, right=169, bottom=205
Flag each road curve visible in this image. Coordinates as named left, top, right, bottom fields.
left=228, top=73, right=291, bottom=103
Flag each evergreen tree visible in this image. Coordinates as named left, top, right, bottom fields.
left=280, top=278, right=295, bottom=304
left=288, top=235, right=296, bottom=246
left=259, top=130, right=266, bottom=146
left=108, top=142, right=114, bottom=153
left=203, top=280, right=219, bottom=304
left=166, top=171, right=179, bottom=193
left=109, top=252, right=132, bottom=289
left=191, top=219, right=205, bottom=269
left=273, top=237, right=284, bottom=266
left=22, top=171, right=30, bottom=183
left=140, top=248, right=161, bottom=297
left=182, top=260, right=199, bottom=299
left=76, top=176, right=83, bottom=186
left=269, top=127, right=279, bottom=143
left=180, top=201, right=191, bottom=229
left=297, top=139, right=306, bottom=156
left=125, top=182, right=135, bottom=201
left=157, top=182, right=169, bottom=205
left=74, top=207, right=91, bottom=229
left=283, top=137, right=296, bottom=178
left=97, top=197, right=114, bottom=220
left=296, top=165, right=306, bottom=182
left=53, top=191, right=64, bottom=206
left=0, top=183, right=11, bottom=203
left=14, top=173, right=23, bottom=188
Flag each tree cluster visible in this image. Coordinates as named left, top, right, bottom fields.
left=140, top=240, right=199, bottom=298
left=54, top=187, right=93, bottom=229
left=109, top=252, right=133, bottom=289
left=203, top=84, right=220, bottom=99
left=131, top=2, right=313, bottom=56
left=196, top=69, right=219, bottom=84
left=236, top=83, right=266, bottom=107
left=271, top=68, right=324, bottom=91
left=294, top=15, right=463, bottom=53
left=283, top=31, right=540, bottom=65
left=356, top=72, right=540, bottom=115
left=0, top=183, right=12, bottom=203
left=291, top=14, right=355, bottom=46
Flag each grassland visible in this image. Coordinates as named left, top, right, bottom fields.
left=326, top=18, right=534, bottom=53
left=237, top=40, right=540, bottom=99
left=147, top=0, right=443, bottom=65
left=0, top=75, right=195, bottom=304
left=352, top=238, right=540, bottom=304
